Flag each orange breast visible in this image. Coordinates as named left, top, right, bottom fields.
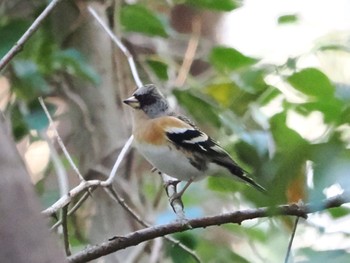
left=134, top=116, right=192, bottom=145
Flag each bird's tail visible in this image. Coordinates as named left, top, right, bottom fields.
left=214, top=159, right=267, bottom=194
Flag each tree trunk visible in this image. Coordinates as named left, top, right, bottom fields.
left=0, top=114, right=66, bottom=263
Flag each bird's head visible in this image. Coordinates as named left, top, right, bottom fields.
left=123, top=84, right=170, bottom=118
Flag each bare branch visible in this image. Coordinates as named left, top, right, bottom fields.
left=61, top=205, right=71, bottom=256
left=284, top=216, right=299, bottom=263
left=51, top=188, right=95, bottom=231
left=41, top=131, right=69, bottom=196
left=42, top=180, right=101, bottom=217
left=103, top=135, right=134, bottom=185
left=67, top=194, right=349, bottom=263
left=105, top=185, right=201, bottom=262
left=87, top=6, right=143, bottom=88
left=0, top=0, right=64, bottom=71
left=39, top=97, right=85, bottom=181
left=174, top=15, right=201, bottom=87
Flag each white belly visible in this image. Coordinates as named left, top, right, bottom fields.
left=134, top=142, right=207, bottom=181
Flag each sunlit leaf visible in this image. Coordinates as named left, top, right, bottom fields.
left=209, top=46, right=258, bottom=72
left=120, top=4, right=168, bottom=37
left=185, top=0, right=239, bottom=11
left=295, top=99, right=343, bottom=124
left=205, top=82, right=259, bottom=115
left=277, top=14, right=299, bottom=24
left=317, top=44, right=350, bottom=52
left=328, top=207, right=350, bottom=219
left=205, top=82, right=239, bottom=107
left=258, top=87, right=281, bottom=105
left=287, top=68, right=335, bottom=98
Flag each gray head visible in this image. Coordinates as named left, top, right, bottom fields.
left=123, top=84, right=170, bottom=118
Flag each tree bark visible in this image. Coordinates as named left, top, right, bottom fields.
left=51, top=1, right=136, bottom=262
left=0, top=114, right=66, bottom=263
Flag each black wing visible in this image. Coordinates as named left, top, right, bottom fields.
left=165, top=116, right=266, bottom=193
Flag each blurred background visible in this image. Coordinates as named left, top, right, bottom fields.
left=1, top=0, right=350, bottom=262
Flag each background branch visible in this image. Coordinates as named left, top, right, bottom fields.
left=68, top=194, right=349, bottom=263
left=0, top=0, right=64, bottom=71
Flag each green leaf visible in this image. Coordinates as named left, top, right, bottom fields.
left=317, top=44, right=350, bottom=52
left=146, top=59, right=168, bottom=80
left=328, top=207, right=350, bottom=218
left=277, top=14, right=299, bottom=24
left=207, top=176, right=241, bottom=193
left=287, top=68, right=335, bottom=98
left=24, top=101, right=56, bottom=131
left=120, top=4, right=168, bottom=37
left=295, top=100, right=343, bottom=124
left=205, top=82, right=238, bottom=107
left=198, top=241, right=251, bottom=263
left=173, top=89, right=221, bottom=127
left=0, top=20, right=30, bottom=58
left=166, top=232, right=198, bottom=263
left=205, top=82, right=260, bottom=115
left=209, top=46, right=258, bottom=72
left=259, top=87, right=282, bottom=105
left=239, top=68, right=270, bottom=93
left=12, top=60, right=51, bottom=100
left=53, top=49, right=100, bottom=84
left=11, top=106, right=29, bottom=141
left=185, top=0, right=239, bottom=11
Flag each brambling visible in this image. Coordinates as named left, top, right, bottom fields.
left=123, top=84, right=266, bottom=201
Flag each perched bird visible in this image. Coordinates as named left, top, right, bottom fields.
left=123, top=84, right=266, bottom=201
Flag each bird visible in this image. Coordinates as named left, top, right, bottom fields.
left=123, top=84, right=266, bottom=202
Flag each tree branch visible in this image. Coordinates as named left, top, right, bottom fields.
left=67, top=193, right=349, bottom=263
left=0, top=0, right=64, bottom=71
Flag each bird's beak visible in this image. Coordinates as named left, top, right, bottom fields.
left=123, top=95, right=140, bottom=109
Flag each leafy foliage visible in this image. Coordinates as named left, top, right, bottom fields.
left=185, top=0, right=240, bottom=11
left=120, top=4, right=168, bottom=37
left=2, top=1, right=350, bottom=262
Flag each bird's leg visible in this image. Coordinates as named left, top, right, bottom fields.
left=169, top=177, right=194, bottom=207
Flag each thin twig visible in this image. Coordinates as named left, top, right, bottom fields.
left=104, top=186, right=149, bottom=226
left=42, top=180, right=102, bottom=216
left=62, top=205, right=71, bottom=256
left=42, top=135, right=133, bottom=216
left=87, top=6, right=143, bottom=88
left=38, top=97, right=85, bottom=181
left=284, top=217, right=299, bottom=263
left=0, top=0, right=64, bottom=71
left=67, top=193, right=350, bottom=263
left=174, top=15, right=201, bottom=87
left=51, top=189, right=94, bottom=231
left=103, top=135, right=134, bottom=185
left=41, top=131, right=69, bottom=196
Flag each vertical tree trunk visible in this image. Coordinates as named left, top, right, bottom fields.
left=0, top=115, right=66, bottom=263
left=51, top=1, right=136, bottom=262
